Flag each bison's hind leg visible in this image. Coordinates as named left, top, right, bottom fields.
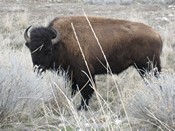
left=154, top=55, right=161, bottom=73
left=134, top=56, right=161, bottom=78
left=152, top=55, right=161, bottom=78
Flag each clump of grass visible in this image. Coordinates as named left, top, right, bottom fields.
left=0, top=48, right=69, bottom=129
left=124, top=72, right=175, bottom=130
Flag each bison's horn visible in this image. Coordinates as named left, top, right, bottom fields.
left=24, top=26, right=31, bottom=43
left=51, top=28, right=60, bottom=45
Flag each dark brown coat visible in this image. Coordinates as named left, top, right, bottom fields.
left=24, top=16, right=163, bottom=110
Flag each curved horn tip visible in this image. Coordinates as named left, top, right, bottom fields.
left=24, top=25, right=32, bottom=43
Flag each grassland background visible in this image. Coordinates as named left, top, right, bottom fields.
left=0, top=0, right=175, bottom=130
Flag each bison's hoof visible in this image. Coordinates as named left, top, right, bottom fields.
left=77, top=105, right=88, bottom=111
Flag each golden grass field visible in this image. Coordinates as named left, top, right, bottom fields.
left=0, top=1, right=175, bottom=130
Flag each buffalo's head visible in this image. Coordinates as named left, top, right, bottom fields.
left=24, top=26, right=60, bottom=72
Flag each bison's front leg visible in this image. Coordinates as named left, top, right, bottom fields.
left=78, top=83, right=94, bottom=110
left=73, top=73, right=95, bottom=110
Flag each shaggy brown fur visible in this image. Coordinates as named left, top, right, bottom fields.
left=24, top=16, right=163, bottom=110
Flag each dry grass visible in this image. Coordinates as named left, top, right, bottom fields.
left=0, top=1, right=175, bottom=130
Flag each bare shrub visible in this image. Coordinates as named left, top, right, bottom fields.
left=125, top=72, right=175, bottom=130
left=0, top=49, right=68, bottom=128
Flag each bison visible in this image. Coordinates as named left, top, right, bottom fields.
left=24, top=16, right=163, bottom=110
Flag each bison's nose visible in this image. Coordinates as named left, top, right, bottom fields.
left=34, top=65, right=46, bottom=75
